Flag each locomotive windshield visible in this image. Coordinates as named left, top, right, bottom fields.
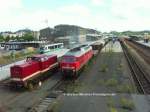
left=26, top=57, right=41, bottom=62
left=62, top=56, right=76, bottom=62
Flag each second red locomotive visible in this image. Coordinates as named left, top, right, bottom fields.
left=60, top=45, right=93, bottom=77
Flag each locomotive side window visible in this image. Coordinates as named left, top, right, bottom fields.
left=26, top=57, right=32, bottom=61
left=31, top=57, right=41, bottom=61
left=44, top=56, right=48, bottom=60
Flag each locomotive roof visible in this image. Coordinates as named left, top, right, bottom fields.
left=65, top=45, right=92, bottom=57
left=30, top=54, right=56, bottom=58
left=13, top=54, right=57, bottom=68
left=32, top=54, right=47, bottom=58
left=13, top=61, right=37, bottom=68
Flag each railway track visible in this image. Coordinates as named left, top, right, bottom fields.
left=0, top=71, right=63, bottom=112
left=27, top=78, right=64, bottom=112
left=27, top=77, right=77, bottom=112
left=125, top=39, right=150, bottom=65
left=120, top=40, right=150, bottom=94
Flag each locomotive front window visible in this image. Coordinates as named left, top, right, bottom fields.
left=63, top=57, right=76, bottom=62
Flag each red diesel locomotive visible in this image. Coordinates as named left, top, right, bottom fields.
left=10, top=54, right=58, bottom=89
left=60, top=45, right=93, bottom=77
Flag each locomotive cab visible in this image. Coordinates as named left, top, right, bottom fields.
left=61, top=56, right=79, bottom=76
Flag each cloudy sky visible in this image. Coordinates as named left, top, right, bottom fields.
left=0, top=0, right=150, bottom=32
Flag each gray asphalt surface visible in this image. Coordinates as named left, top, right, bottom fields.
left=58, top=95, right=109, bottom=112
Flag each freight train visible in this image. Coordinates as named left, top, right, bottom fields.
left=10, top=54, right=58, bottom=89
left=60, top=45, right=93, bottom=77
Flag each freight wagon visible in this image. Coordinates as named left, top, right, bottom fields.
left=10, top=54, right=58, bottom=89
left=90, top=42, right=103, bottom=55
left=60, top=45, right=93, bottom=77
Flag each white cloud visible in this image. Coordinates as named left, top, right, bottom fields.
left=57, top=4, right=90, bottom=16
left=0, top=0, right=24, bottom=31
left=0, top=0, right=150, bottom=32
left=0, top=0, right=22, bottom=12
left=111, top=0, right=150, bottom=18
left=93, top=0, right=150, bottom=31
left=0, top=4, right=93, bottom=31
left=91, top=0, right=104, bottom=6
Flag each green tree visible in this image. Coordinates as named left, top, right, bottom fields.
left=0, top=35, right=4, bottom=42
left=15, top=36, right=20, bottom=41
left=11, top=36, right=15, bottom=40
left=5, top=36, right=10, bottom=42
left=22, top=33, right=34, bottom=41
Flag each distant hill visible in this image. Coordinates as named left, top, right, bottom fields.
left=110, top=30, right=150, bottom=36
left=15, top=29, right=32, bottom=33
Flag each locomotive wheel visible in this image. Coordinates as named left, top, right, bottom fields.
left=27, top=82, right=34, bottom=90
left=52, top=66, right=58, bottom=73
left=24, top=82, right=28, bottom=88
left=73, top=71, right=78, bottom=79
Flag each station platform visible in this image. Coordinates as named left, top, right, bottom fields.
left=136, top=40, right=150, bottom=47
left=102, top=41, right=122, bottom=53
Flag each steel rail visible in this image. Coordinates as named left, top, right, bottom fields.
left=120, top=41, right=150, bottom=94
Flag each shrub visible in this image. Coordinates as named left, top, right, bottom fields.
left=105, top=78, right=118, bottom=87
left=0, top=57, right=7, bottom=65
left=119, top=63, right=123, bottom=68
left=120, top=97, right=135, bottom=110
left=100, top=64, right=108, bottom=72
left=117, top=84, right=134, bottom=93
left=97, top=79, right=105, bottom=85
left=15, top=52, right=22, bottom=59
left=110, top=107, right=118, bottom=112
left=107, top=97, right=115, bottom=107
